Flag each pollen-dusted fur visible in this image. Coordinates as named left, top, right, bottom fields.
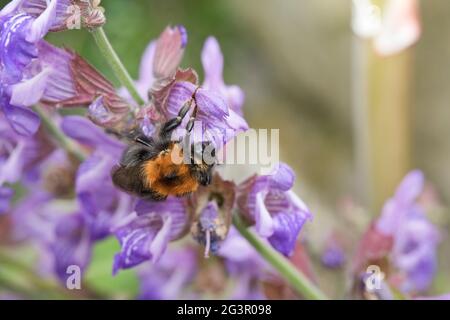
left=142, top=143, right=201, bottom=197
left=112, top=98, right=215, bottom=201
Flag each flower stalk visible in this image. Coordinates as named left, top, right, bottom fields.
left=91, top=27, right=145, bottom=106
left=232, top=214, right=328, bottom=300
left=352, top=0, right=415, bottom=213
left=32, top=106, right=87, bottom=162
left=0, top=250, right=80, bottom=299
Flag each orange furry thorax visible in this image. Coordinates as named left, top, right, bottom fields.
left=142, top=143, right=199, bottom=197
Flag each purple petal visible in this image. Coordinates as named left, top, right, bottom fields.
left=195, top=88, right=229, bottom=120
left=268, top=207, right=309, bottom=256
left=20, top=0, right=81, bottom=32
left=0, top=14, right=37, bottom=80
left=51, top=213, right=92, bottom=283
left=254, top=192, right=274, bottom=237
left=153, top=26, right=186, bottom=79
left=76, top=153, right=116, bottom=215
left=201, top=37, right=245, bottom=114
left=219, top=226, right=263, bottom=265
left=138, top=247, right=197, bottom=300
left=114, top=197, right=189, bottom=273
left=112, top=214, right=160, bottom=273
left=0, top=140, right=26, bottom=184
left=286, top=190, right=311, bottom=215
left=117, top=81, right=149, bottom=105
left=0, top=186, right=14, bottom=214
left=61, top=116, right=125, bottom=156
left=87, top=96, right=127, bottom=128
left=376, top=199, right=400, bottom=235
left=148, top=216, right=172, bottom=262
left=254, top=190, right=312, bottom=256
left=377, top=170, right=425, bottom=236
left=201, top=36, right=224, bottom=92
left=0, top=0, right=24, bottom=18
left=37, top=41, right=77, bottom=102
left=392, top=215, right=440, bottom=292
left=177, top=25, right=188, bottom=48
left=140, top=115, right=156, bottom=137
left=165, top=81, right=196, bottom=118
left=25, top=0, right=58, bottom=43
left=199, top=201, right=219, bottom=230
left=134, top=197, right=188, bottom=239
left=193, top=201, right=224, bottom=256
left=88, top=96, right=109, bottom=122
left=394, top=170, right=424, bottom=205
left=267, top=163, right=295, bottom=191
left=10, top=191, right=56, bottom=242
left=138, top=40, right=156, bottom=90
left=244, top=166, right=312, bottom=250
left=224, top=107, right=248, bottom=131
left=226, top=85, right=245, bottom=114
left=2, top=103, right=40, bottom=136
left=195, top=90, right=247, bottom=146
left=165, top=81, right=246, bottom=146
left=321, top=244, right=346, bottom=269
left=10, top=67, right=52, bottom=106
left=405, top=254, right=437, bottom=292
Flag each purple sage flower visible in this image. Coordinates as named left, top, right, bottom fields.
left=3, top=0, right=106, bottom=32
left=1, top=1, right=127, bottom=134
left=124, top=26, right=248, bottom=148
left=375, top=170, right=441, bottom=293
left=321, top=243, right=346, bottom=269
left=61, top=116, right=133, bottom=240
left=138, top=246, right=198, bottom=300
left=201, top=36, right=245, bottom=115
left=6, top=114, right=132, bottom=282
left=163, top=37, right=250, bottom=148
left=1, top=114, right=50, bottom=192
left=112, top=196, right=190, bottom=274
left=50, top=212, right=92, bottom=282
left=118, top=25, right=187, bottom=105
left=9, top=188, right=91, bottom=282
left=0, top=0, right=58, bottom=135
left=237, top=163, right=312, bottom=256
left=0, top=186, right=14, bottom=214
left=219, top=226, right=268, bottom=299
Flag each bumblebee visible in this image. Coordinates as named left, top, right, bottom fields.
left=112, top=96, right=215, bottom=201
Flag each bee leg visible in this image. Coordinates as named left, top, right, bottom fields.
left=160, top=100, right=192, bottom=137
left=175, top=191, right=193, bottom=198
left=141, top=189, right=167, bottom=201
left=185, top=104, right=198, bottom=133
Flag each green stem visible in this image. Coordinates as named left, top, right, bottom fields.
left=91, top=27, right=145, bottom=106
left=32, top=106, right=87, bottom=162
left=0, top=271, right=43, bottom=299
left=0, top=250, right=79, bottom=299
left=232, top=215, right=328, bottom=300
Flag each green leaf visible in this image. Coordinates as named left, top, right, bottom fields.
left=84, top=237, right=139, bottom=299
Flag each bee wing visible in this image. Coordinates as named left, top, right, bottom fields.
left=111, top=164, right=146, bottom=195
left=111, top=164, right=167, bottom=201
